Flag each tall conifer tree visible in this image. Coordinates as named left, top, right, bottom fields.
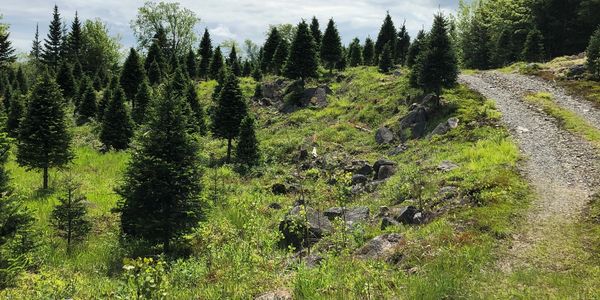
left=284, top=21, right=319, bottom=81
left=42, top=5, right=63, bottom=70
left=100, top=88, right=133, bottom=150
left=396, top=23, right=411, bottom=65
left=375, top=12, right=397, bottom=63
left=261, top=28, right=282, bottom=72
left=212, top=71, right=247, bottom=162
left=363, top=37, right=375, bottom=66
left=120, top=48, right=145, bottom=105
left=236, top=115, right=260, bottom=169
left=310, top=17, right=323, bottom=53
left=321, top=19, right=343, bottom=74
left=271, top=39, right=289, bottom=75
left=198, top=29, right=213, bottom=80
left=209, top=46, right=224, bottom=80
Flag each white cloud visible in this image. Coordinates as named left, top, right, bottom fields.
left=1, top=0, right=458, bottom=53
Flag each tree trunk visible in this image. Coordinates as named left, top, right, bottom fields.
left=226, top=138, right=232, bottom=163
left=43, top=167, right=49, bottom=190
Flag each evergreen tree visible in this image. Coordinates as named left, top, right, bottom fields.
left=378, top=42, right=393, bottom=73
left=2, top=87, right=12, bottom=112
left=100, top=88, right=133, bottom=150
left=0, top=30, right=16, bottom=68
left=375, top=12, right=397, bottom=63
left=148, top=59, right=162, bottom=86
left=406, top=30, right=425, bottom=67
left=236, top=115, right=260, bottom=169
left=363, top=37, right=375, bottom=65
left=185, top=83, right=207, bottom=135
left=42, top=5, right=63, bottom=70
left=116, top=83, right=203, bottom=253
left=209, top=46, right=224, bottom=80
left=153, top=26, right=171, bottom=61
left=252, top=65, right=263, bottom=82
left=145, top=40, right=164, bottom=74
left=261, top=27, right=282, bottom=72
left=51, top=175, right=91, bottom=253
left=242, top=60, right=252, bottom=77
left=284, top=21, right=319, bottom=81
left=396, top=23, right=411, bottom=65
left=493, top=29, right=513, bottom=67
left=336, top=47, right=347, bottom=71
left=462, top=15, right=492, bottom=70
left=212, top=71, right=247, bottom=162
left=77, top=82, right=97, bottom=123
left=6, top=94, right=24, bottom=137
left=587, top=27, right=600, bottom=80
left=98, top=88, right=111, bottom=121
left=271, top=39, right=289, bottom=75
left=521, top=27, right=545, bottom=62
left=348, top=38, right=363, bottom=67
left=185, top=49, right=197, bottom=79
left=253, top=83, right=262, bottom=99
left=310, top=17, right=323, bottom=53
left=56, top=61, right=77, bottom=101
left=228, top=46, right=241, bottom=76
left=17, top=72, right=73, bottom=189
left=16, top=67, right=28, bottom=95
left=411, top=14, right=458, bottom=97
left=198, top=29, right=213, bottom=80
left=321, top=19, right=343, bottom=74
left=66, top=12, right=83, bottom=60
left=120, top=48, right=145, bottom=104
left=132, top=79, right=152, bottom=125
left=0, top=124, right=35, bottom=288
left=30, top=24, right=42, bottom=66
left=72, top=59, right=83, bottom=79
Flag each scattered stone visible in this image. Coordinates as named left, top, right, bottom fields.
left=298, top=147, right=309, bottom=161
left=399, top=105, right=428, bottom=139
left=381, top=217, right=400, bottom=230
left=373, top=159, right=396, bottom=175
left=376, top=165, right=396, bottom=180
left=389, top=144, right=407, bottom=156
left=355, top=233, right=404, bottom=260
left=355, top=164, right=373, bottom=176
left=279, top=205, right=332, bottom=249
left=430, top=117, right=459, bottom=136
left=375, top=127, right=395, bottom=144
left=437, top=161, right=458, bottom=172
left=324, top=206, right=370, bottom=224
left=255, top=289, right=293, bottom=300
left=271, top=183, right=287, bottom=195
left=420, top=93, right=440, bottom=108
left=394, top=206, right=419, bottom=224
left=351, top=174, right=369, bottom=185
left=567, top=64, right=586, bottom=78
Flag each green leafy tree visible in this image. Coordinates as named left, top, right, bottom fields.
left=17, top=72, right=73, bottom=189
left=120, top=48, right=145, bottom=104
left=130, top=1, right=199, bottom=56
left=396, top=23, right=411, bottom=65
left=0, top=125, right=35, bottom=288
left=51, top=175, right=91, bottom=253
left=363, top=37, right=375, bottom=65
left=185, top=48, right=197, bottom=79
left=212, top=71, right=247, bottom=162
left=321, top=19, right=343, bottom=73
left=198, top=29, right=213, bottom=80
left=100, top=88, right=133, bottom=150
left=406, top=30, right=425, bottom=67
left=521, top=27, right=545, bottom=62
left=77, top=82, right=97, bottom=123
left=284, top=20, right=319, bottom=81
left=56, top=61, right=77, bottom=101
left=411, top=14, right=458, bottom=96
left=375, top=12, right=397, bottom=63
left=132, top=79, right=152, bottom=125
left=236, top=115, right=260, bottom=169
left=587, top=27, right=600, bottom=80
left=261, top=27, right=282, bottom=72
left=348, top=38, right=363, bottom=67
left=310, top=17, right=322, bottom=52
left=228, top=46, right=242, bottom=76
left=209, top=46, right=224, bottom=80
left=271, top=39, right=289, bottom=75
left=378, top=42, right=393, bottom=73
left=80, top=19, right=122, bottom=77
left=116, top=85, right=203, bottom=253
left=42, top=5, right=63, bottom=70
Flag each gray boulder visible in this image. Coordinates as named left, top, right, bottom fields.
left=437, top=161, right=459, bottom=172
left=279, top=205, right=332, bottom=249
left=255, top=289, right=292, bottom=300
left=399, top=105, right=428, bottom=139
left=355, top=233, right=403, bottom=260
left=324, top=206, right=370, bottom=224
left=373, top=159, right=396, bottom=174
left=375, top=127, right=394, bottom=144
left=380, top=217, right=400, bottom=230
left=351, top=174, right=369, bottom=185
left=393, top=206, right=419, bottom=224
left=431, top=117, right=459, bottom=136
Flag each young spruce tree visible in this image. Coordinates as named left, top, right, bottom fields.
left=132, top=79, right=152, bottom=125
left=378, top=42, right=394, bottom=73
left=587, top=27, right=600, bottom=80
left=310, top=17, right=323, bottom=53
left=17, top=72, right=73, bottom=189
left=261, top=27, right=282, bottom=73
left=521, top=27, right=545, bottom=63
left=120, top=48, right=145, bottom=104
left=117, top=81, right=203, bottom=253
left=77, top=81, right=97, bottom=123
left=212, top=70, right=248, bottom=162
left=209, top=46, right=224, bottom=80
left=56, top=61, right=77, bottom=101
left=406, top=30, right=425, bottom=67
left=198, top=29, right=213, bottom=80
left=284, top=20, right=319, bottom=81
left=51, top=175, right=91, bottom=253
left=271, top=39, right=289, bottom=75
left=236, top=115, right=260, bottom=169
left=375, top=12, right=397, bottom=63
left=100, top=87, right=133, bottom=150
left=185, top=49, right=197, bottom=79
left=41, top=5, right=63, bottom=70
left=321, top=19, right=343, bottom=74
left=6, top=94, right=24, bottom=137
left=363, top=37, right=375, bottom=66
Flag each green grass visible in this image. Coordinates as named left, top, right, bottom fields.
left=0, top=67, right=537, bottom=299
left=524, top=92, right=600, bottom=149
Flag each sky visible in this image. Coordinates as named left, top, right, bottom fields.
left=1, top=0, right=459, bottom=55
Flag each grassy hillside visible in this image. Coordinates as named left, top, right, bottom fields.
left=1, top=67, right=530, bottom=299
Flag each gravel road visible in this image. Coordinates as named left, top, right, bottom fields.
left=459, top=71, right=600, bottom=272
